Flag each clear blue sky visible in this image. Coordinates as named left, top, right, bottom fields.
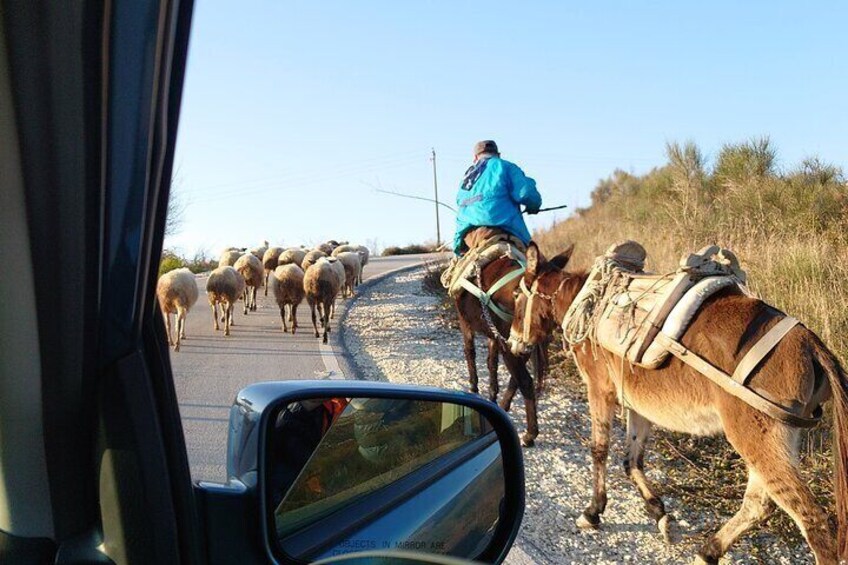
left=169, top=1, right=847, bottom=255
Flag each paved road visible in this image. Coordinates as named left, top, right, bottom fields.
left=170, top=253, right=436, bottom=482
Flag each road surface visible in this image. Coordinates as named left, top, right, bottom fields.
left=170, top=253, right=436, bottom=482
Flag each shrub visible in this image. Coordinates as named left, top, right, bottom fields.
left=158, top=250, right=185, bottom=277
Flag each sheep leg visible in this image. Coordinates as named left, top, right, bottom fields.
left=291, top=303, right=298, bottom=334
left=165, top=311, right=174, bottom=345
left=211, top=303, right=219, bottom=331
left=322, top=297, right=332, bottom=344
left=224, top=301, right=232, bottom=336
left=309, top=300, right=319, bottom=338
left=242, top=289, right=249, bottom=315
left=178, top=306, right=187, bottom=340
left=280, top=305, right=288, bottom=333
left=250, top=286, right=257, bottom=311
left=264, top=272, right=269, bottom=296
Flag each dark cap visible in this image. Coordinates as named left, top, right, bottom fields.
left=473, top=140, right=499, bottom=156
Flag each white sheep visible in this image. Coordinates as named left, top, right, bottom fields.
left=278, top=247, right=307, bottom=267
left=335, top=251, right=362, bottom=297
left=303, top=257, right=341, bottom=344
left=326, top=256, right=346, bottom=319
left=156, top=268, right=199, bottom=352
left=354, top=245, right=370, bottom=283
left=205, top=266, right=245, bottom=336
left=271, top=264, right=305, bottom=334
left=219, top=249, right=242, bottom=267
left=301, top=249, right=327, bottom=271
left=234, top=253, right=264, bottom=314
left=262, top=246, right=284, bottom=296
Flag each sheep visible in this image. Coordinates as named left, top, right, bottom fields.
left=219, top=249, right=242, bottom=267
left=270, top=264, right=305, bottom=334
left=249, top=240, right=269, bottom=260
left=354, top=245, right=370, bottom=283
left=278, top=247, right=307, bottom=267
left=234, top=253, right=264, bottom=314
left=331, top=244, right=357, bottom=257
left=301, top=249, right=327, bottom=271
left=205, top=266, right=245, bottom=336
left=303, top=257, right=341, bottom=344
left=335, top=251, right=362, bottom=297
left=262, top=246, right=284, bottom=296
left=315, top=242, right=335, bottom=255
left=156, top=268, right=199, bottom=352
left=326, top=256, right=346, bottom=319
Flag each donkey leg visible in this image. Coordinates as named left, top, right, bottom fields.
left=499, top=377, right=519, bottom=413
left=457, top=312, right=479, bottom=394
left=576, top=383, right=615, bottom=530
left=726, top=418, right=836, bottom=564
left=502, top=352, right=538, bottom=447
left=623, top=411, right=678, bottom=543
left=695, top=470, right=773, bottom=564
left=486, top=337, right=500, bottom=402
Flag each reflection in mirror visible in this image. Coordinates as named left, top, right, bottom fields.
left=266, top=398, right=505, bottom=563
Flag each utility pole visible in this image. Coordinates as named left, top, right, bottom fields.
left=430, top=148, right=441, bottom=247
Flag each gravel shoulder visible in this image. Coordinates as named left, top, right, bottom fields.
left=341, top=268, right=812, bottom=564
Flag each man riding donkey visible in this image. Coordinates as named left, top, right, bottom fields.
left=442, top=139, right=546, bottom=446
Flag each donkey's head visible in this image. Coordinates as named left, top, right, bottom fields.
left=508, top=242, right=581, bottom=356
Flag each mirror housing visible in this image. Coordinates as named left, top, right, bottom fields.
left=195, top=380, right=525, bottom=565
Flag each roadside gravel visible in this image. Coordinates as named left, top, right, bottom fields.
left=341, top=268, right=812, bottom=564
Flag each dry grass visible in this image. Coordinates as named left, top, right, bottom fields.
left=532, top=139, right=846, bottom=547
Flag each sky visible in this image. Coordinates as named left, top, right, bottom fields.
left=169, top=1, right=848, bottom=256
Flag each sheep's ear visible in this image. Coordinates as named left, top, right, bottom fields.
left=550, top=244, right=574, bottom=271
left=525, top=242, right=544, bottom=279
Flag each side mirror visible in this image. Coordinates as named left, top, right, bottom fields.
left=196, top=381, right=525, bottom=565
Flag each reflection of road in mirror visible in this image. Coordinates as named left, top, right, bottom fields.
left=266, top=398, right=505, bottom=562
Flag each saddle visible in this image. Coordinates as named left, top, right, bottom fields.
left=568, top=241, right=748, bottom=369
left=441, top=228, right=526, bottom=321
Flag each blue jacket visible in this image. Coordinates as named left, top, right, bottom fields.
left=453, top=157, right=542, bottom=253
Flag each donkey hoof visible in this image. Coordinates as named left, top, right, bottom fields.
left=658, top=515, right=680, bottom=545
left=575, top=512, right=600, bottom=531
left=520, top=434, right=536, bottom=448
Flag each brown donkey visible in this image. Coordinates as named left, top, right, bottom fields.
left=507, top=242, right=848, bottom=565
left=454, top=251, right=541, bottom=446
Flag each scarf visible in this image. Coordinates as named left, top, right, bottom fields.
left=461, top=156, right=491, bottom=191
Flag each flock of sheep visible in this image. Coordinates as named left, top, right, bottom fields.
left=156, top=240, right=370, bottom=350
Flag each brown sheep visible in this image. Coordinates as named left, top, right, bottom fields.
left=271, top=264, right=305, bottom=334
left=156, top=268, right=199, bottom=352
left=205, top=266, right=245, bottom=336
left=315, top=242, right=334, bottom=255
left=262, top=246, right=284, bottom=296
left=234, top=253, right=264, bottom=314
left=303, top=257, right=341, bottom=344
left=301, top=249, right=327, bottom=271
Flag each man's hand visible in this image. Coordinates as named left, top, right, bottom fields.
left=524, top=204, right=540, bottom=215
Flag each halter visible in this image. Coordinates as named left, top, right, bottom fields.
left=518, top=275, right=565, bottom=342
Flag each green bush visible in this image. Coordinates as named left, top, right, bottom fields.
left=158, top=250, right=184, bottom=277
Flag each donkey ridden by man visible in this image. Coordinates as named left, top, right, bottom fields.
left=443, top=139, right=545, bottom=446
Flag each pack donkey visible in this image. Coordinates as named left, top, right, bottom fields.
left=507, top=242, right=847, bottom=565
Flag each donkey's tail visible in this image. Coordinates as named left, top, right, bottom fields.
left=812, top=338, right=848, bottom=561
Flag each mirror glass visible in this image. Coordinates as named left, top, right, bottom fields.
left=266, top=397, right=505, bottom=563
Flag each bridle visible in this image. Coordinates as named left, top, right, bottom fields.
left=517, top=274, right=566, bottom=343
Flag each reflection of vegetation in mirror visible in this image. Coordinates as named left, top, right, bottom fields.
left=268, top=398, right=497, bottom=559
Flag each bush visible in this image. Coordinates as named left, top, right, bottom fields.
left=158, top=250, right=185, bottom=277
left=381, top=243, right=435, bottom=256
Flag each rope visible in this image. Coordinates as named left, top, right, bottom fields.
left=561, top=257, right=624, bottom=346
left=473, top=262, right=509, bottom=344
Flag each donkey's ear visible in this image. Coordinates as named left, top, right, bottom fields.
left=525, top=242, right=544, bottom=278
left=549, top=244, right=574, bottom=270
